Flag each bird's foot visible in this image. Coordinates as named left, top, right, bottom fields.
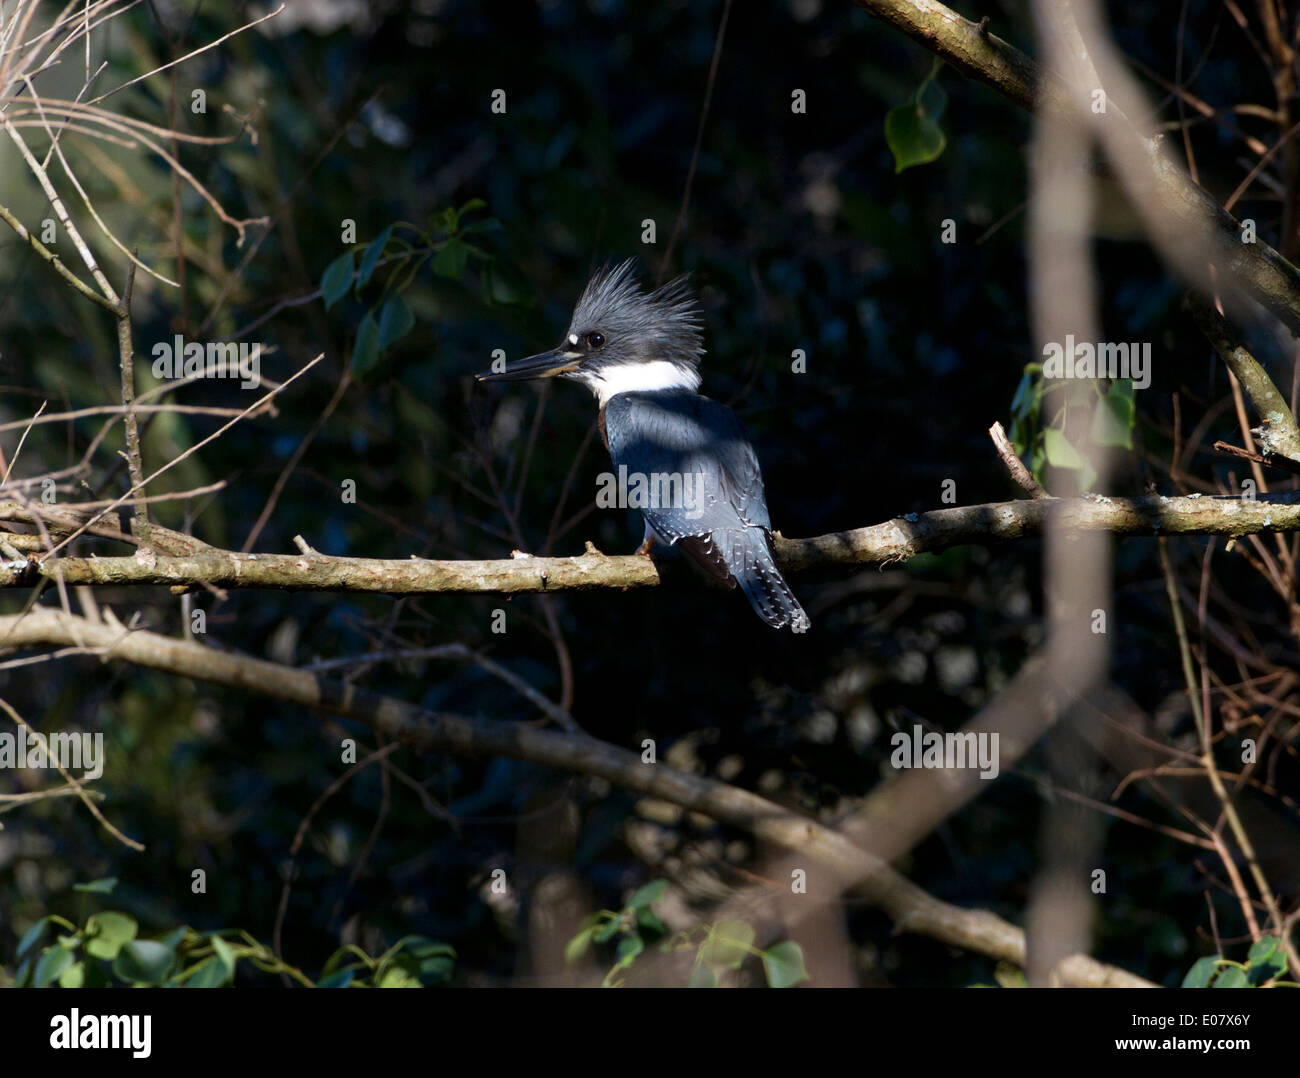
left=634, top=536, right=655, bottom=556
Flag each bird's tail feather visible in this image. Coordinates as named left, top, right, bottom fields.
left=722, top=529, right=810, bottom=633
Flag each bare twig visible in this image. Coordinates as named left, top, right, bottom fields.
left=1212, top=439, right=1300, bottom=476
left=989, top=421, right=1048, bottom=497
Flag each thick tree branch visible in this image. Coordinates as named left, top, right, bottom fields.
left=1189, top=294, right=1300, bottom=464
left=0, top=608, right=1154, bottom=987
left=854, top=0, right=1043, bottom=111
left=3, top=493, right=1298, bottom=593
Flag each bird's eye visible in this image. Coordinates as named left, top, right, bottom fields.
left=584, top=332, right=605, bottom=349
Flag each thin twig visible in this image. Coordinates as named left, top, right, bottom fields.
left=989, top=421, right=1048, bottom=497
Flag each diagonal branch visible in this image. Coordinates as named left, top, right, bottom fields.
left=1190, top=294, right=1300, bottom=462
left=0, top=607, right=1155, bottom=987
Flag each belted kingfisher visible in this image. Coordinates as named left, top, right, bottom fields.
left=477, top=259, right=810, bottom=632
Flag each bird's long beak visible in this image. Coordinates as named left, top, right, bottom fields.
left=475, top=347, right=581, bottom=383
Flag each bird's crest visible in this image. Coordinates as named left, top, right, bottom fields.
left=569, top=259, right=705, bottom=368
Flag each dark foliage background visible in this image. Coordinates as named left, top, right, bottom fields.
left=0, top=0, right=1295, bottom=987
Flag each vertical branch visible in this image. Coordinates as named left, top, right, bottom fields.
left=1023, top=0, right=1111, bottom=987
left=116, top=256, right=148, bottom=537
left=1255, top=0, right=1298, bottom=257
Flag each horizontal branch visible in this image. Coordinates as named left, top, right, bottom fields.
left=1214, top=439, right=1300, bottom=477
left=0, top=608, right=1153, bottom=986
left=3, top=493, right=1297, bottom=594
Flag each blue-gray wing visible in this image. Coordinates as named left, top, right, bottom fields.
left=604, top=390, right=771, bottom=546
left=605, top=390, right=809, bottom=631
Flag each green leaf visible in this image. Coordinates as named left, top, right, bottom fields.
left=885, top=91, right=946, bottom=173
left=321, top=944, right=370, bottom=977
left=377, top=293, right=415, bottom=351
left=760, top=941, right=810, bottom=988
left=592, top=917, right=621, bottom=944
left=1090, top=380, right=1135, bottom=449
left=1090, top=406, right=1131, bottom=449
left=210, top=935, right=237, bottom=978
left=626, top=880, right=668, bottom=910
left=58, top=961, right=85, bottom=988
left=614, top=933, right=645, bottom=968
left=419, top=955, right=454, bottom=984
left=635, top=906, right=666, bottom=936
left=1108, top=376, right=1135, bottom=413
left=1079, top=461, right=1098, bottom=492
left=72, top=877, right=118, bottom=895
left=321, top=251, right=355, bottom=310
left=356, top=226, right=394, bottom=291
left=401, top=937, right=456, bottom=960
left=566, top=914, right=607, bottom=961
left=112, top=940, right=176, bottom=986
left=1181, top=956, right=1222, bottom=988
left=564, top=926, right=597, bottom=964
left=456, top=197, right=487, bottom=219
left=85, top=911, right=138, bottom=960
left=156, top=925, right=191, bottom=951
left=1043, top=427, right=1087, bottom=470
left=1009, top=372, right=1035, bottom=417
left=688, top=963, right=718, bottom=988
left=351, top=311, right=381, bottom=378
left=35, top=945, right=76, bottom=988
left=432, top=239, right=469, bottom=280
left=431, top=207, right=457, bottom=234
left=317, top=969, right=354, bottom=988
left=376, top=960, right=421, bottom=988
left=993, top=962, right=1028, bottom=988
left=369, top=936, right=454, bottom=983
left=1212, top=965, right=1249, bottom=988
left=184, top=956, right=230, bottom=988
left=1246, top=936, right=1288, bottom=983
left=700, top=920, right=755, bottom=970
left=1008, top=419, right=1026, bottom=456
left=17, top=917, right=52, bottom=961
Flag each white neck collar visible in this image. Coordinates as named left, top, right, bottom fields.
left=579, top=361, right=701, bottom=406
